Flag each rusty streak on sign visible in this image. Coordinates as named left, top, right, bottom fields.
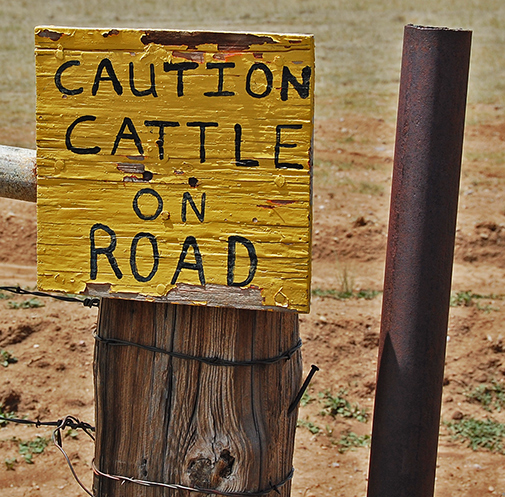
left=35, top=27, right=314, bottom=312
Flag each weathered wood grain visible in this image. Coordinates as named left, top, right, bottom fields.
left=93, top=298, right=302, bottom=496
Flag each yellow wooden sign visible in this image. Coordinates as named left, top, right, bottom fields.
left=35, top=27, right=314, bottom=312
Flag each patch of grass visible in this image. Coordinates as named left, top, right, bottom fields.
left=319, top=389, right=368, bottom=422
left=300, top=392, right=313, bottom=407
left=0, top=349, right=18, bottom=367
left=17, top=436, right=49, bottom=464
left=476, top=302, right=500, bottom=313
left=65, top=428, right=79, bottom=439
left=0, top=292, right=11, bottom=299
left=358, top=181, right=384, bottom=196
left=450, top=291, right=502, bottom=312
left=297, top=419, right=320, bottom=435
left=4, top=457, right=17, bottom=470
left=466, top=380, right=505, bottom=412
left=446, top=418, right=505, bottom=454
left=356, top=289, right=381, bottom=299
left=0, top=405, right=17, bottom=427
left=312, top=288, right=381, bottom=300
left=450, top=290, right=474, bottom=307
left=337, top=431, right=371, bottom=453
left=8, top=298, right=45, bottom=309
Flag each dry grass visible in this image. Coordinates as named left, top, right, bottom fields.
left=0, top=0, right=505, bottom=148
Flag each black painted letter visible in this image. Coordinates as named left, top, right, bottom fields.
left=90, top=223, right=123, bottom=280
left=54, top=60, right=83, bottom=95
left=181, top=192, right=206, bottom=222
left=245, top=63, right=273, bottom=99
left=112, top=117, right=144, bottom=155
left=66, top=116, right=101, bottom=155
left=130, top=232, right=159, bottom=282
left=133, top=188, right=163, bottom=220
left=92, top=58, right=123, bottom=96
left=129, top=62, right=158, bottom=97
left=144, top=120, right=179, bottom=160
left=275, top=124, right=303, bottom=169
left=204, top=62, right=235, bottom=97
left=171, top=236, right=205, bottom=285
left=163, top=62, right=198, bottom=97
left=227, top=235, right=257, bottom=287
left=186, top=122, right=218, bottom=163
left=280, top=66, right=311, bottom=101
left=234, top=124, right=259, bottom=167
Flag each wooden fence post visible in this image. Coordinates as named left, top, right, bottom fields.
left=93, top=299, right=301, bottom=496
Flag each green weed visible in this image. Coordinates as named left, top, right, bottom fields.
left=476, top=302, right=499, bottom=313
left=0, top=350, right=18, bottom=367
left=17, top=436, right=49, bottom=464
left=8, top=298, right=45, bottom=309
left=446, top=418, right=505, bottom=454
left=300, top=392, right=313, bottom=407
left=297, top=419, right=320, bottom=435
left=0, top=292, right=11, bottom=299
left=337, top=431, right=371, bottom=453
left=450, top=290, right=474, bottom=307
left=358, top=181, right=384, bottom=196
left=4, top=457, right=17, bottom=470
left=65, top=428, right=79, bottom=439
left=450, top=291, right=502, bottom=312
left=466, top=380, right=505, bottom=412
left=356, top=289, right=381, bottom=299
left=0, top=405, right=16, bottom=427
left=319, top=389, right=368, bottom=422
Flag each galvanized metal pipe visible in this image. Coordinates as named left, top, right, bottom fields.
left=367, top=25, right=471, bottom=497
left=0, top=145, right=36, bottom=202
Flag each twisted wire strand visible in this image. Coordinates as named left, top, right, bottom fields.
left=94, top=332, right=302, bottom=367
left=0, top=285, right=99, bottom=307
left=92, top=461, right=294, bottom=496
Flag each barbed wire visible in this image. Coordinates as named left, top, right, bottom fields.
left=0, top=285, right=99, bottom=307
left=92, top=462, right=294, bottom=496
left=0, top=414, right=95, bottom=497
left=0, top=414, right=95, bottom=433
left=94, top=332, right=302, bottom=367
left=52, top=416, right=96, bottom=497
left=0, top=413, right=294, bottom=497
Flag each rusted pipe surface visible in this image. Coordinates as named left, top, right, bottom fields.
left=0, top=145, right=36, bottom=202
left=367, top=25, right=471, bottom=497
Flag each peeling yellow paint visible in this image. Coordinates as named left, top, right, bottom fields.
left=36, top=27, right=314, bottom=312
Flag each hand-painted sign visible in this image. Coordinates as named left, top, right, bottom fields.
left=35, top=27, right=314, bottom=312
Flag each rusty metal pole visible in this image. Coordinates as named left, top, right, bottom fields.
left=367, top=25, right=471, bottom=497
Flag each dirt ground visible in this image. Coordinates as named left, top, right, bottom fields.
left=1, top=106, right=505, bottom=496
